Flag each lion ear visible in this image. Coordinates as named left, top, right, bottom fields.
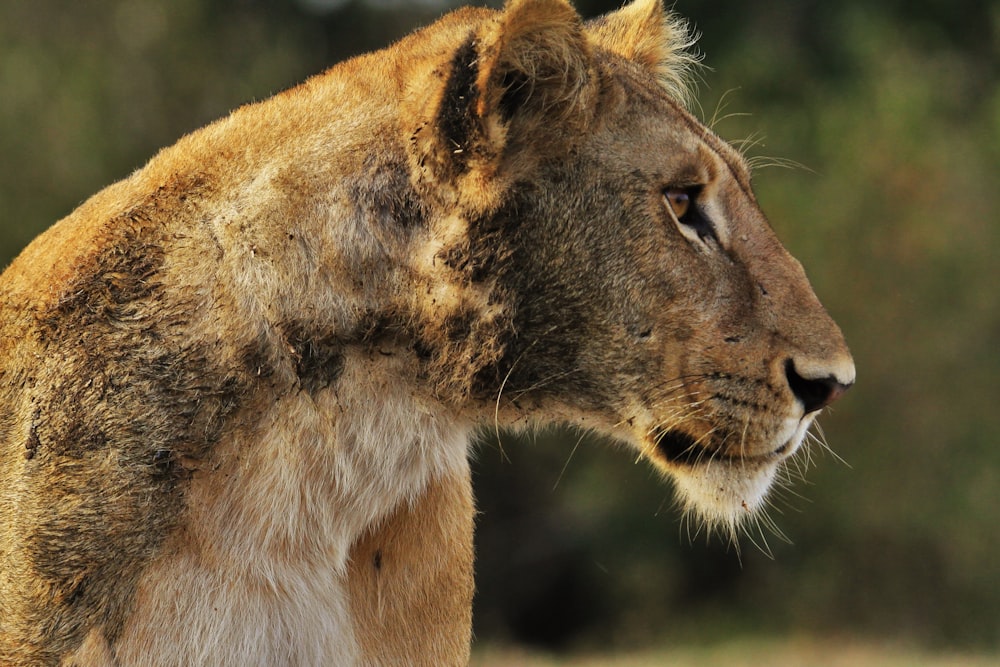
left=586, top=0, right=698, bottom=104
left=474, top=0, right=598, bottom=158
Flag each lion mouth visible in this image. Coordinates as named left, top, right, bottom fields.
left=653, top=429, right=702, bottom=465
left=652, top=427, right=790, bottom=467
left=646, top=421, right=818, bottom=528
left=651, top=427, right=787, bottom=528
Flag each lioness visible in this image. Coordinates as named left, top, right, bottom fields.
left=0, top=0, right=854, bottom=664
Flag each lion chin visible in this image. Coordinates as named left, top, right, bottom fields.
left=655, top=415, right=817, bottom=535
left=672, top=460, right=779, bottom=534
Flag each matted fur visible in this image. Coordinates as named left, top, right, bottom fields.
left=0, top=0, right=853, bottom=664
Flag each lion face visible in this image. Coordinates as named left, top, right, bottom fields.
left=413, top=0, right=855, bottom=533
left=493, top=83, right=854, bottom=531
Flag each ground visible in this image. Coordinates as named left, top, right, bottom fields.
left=472, top=637, right=1000, bottom=666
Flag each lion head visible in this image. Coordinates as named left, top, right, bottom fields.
left=403, top=0, right=855, bottom=536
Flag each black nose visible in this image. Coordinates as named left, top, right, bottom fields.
left=785, top=359, right=852, bottom=414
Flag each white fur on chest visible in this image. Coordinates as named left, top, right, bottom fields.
left=114, top=357, right=473, bottom=666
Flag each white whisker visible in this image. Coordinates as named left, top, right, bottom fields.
left=552, top=429, right=588, bottom=491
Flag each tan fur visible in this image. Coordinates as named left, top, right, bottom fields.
left=347, top=471, right=475, bottom=665
left=0, top=0, right=853, bottom=663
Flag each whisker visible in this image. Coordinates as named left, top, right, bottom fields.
left=552, top=429, right=588, bottom=491
left=507, top=367, right=581, bottom=401
left=731, top=130, right=766, bottom=156
left=757, top=499, right=792, bottom=544
left=654, top=492, right=671, bottom=517
left=809, top=421, right=852, bottom=468
left=707, top=87, right=743, bottom=130
left=492, top=326, right=560, bottom=460
left=742, top=513, right=775, bottom=560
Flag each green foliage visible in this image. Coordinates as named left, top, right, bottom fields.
left=1, top=0, right=997, bottom=653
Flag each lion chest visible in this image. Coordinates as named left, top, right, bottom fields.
left=109, top=374, right=474, bottom=665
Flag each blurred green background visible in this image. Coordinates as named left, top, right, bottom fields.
left=1, top=0, right=997, bottom=660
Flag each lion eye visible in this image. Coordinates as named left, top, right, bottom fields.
left=664, top=188, right=691, bottom=220
left=663, top=185, right=717, bottom=245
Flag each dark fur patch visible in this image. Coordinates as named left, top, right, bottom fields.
left=441, top=310, right=474, bottom=344
left=280, top=321, right=347, bottom=393
left=436, top=35, right=480, bottom=174
left=354, top=310, right=407, bottom=348
left=240, top=329, right=278, bottom=382
left=466, top=186, right=598, bottom=407
left=21, top=315, right=251, bottom=657
left=467, top=209, right=513, bottom=284
left=497, top=69, right=531, bottom=122
left=46, top=216, right=163, bottom=331
left=439, top=243, right=471, bottom=274
left=349, top=157, right=428, bottom=230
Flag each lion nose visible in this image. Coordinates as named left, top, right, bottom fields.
left=784, top=358, right=854, bottom=414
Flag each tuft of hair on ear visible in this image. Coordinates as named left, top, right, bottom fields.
left=475, top=0, right=599, bottom=154
left=586, top=0, right=701, bottom=107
